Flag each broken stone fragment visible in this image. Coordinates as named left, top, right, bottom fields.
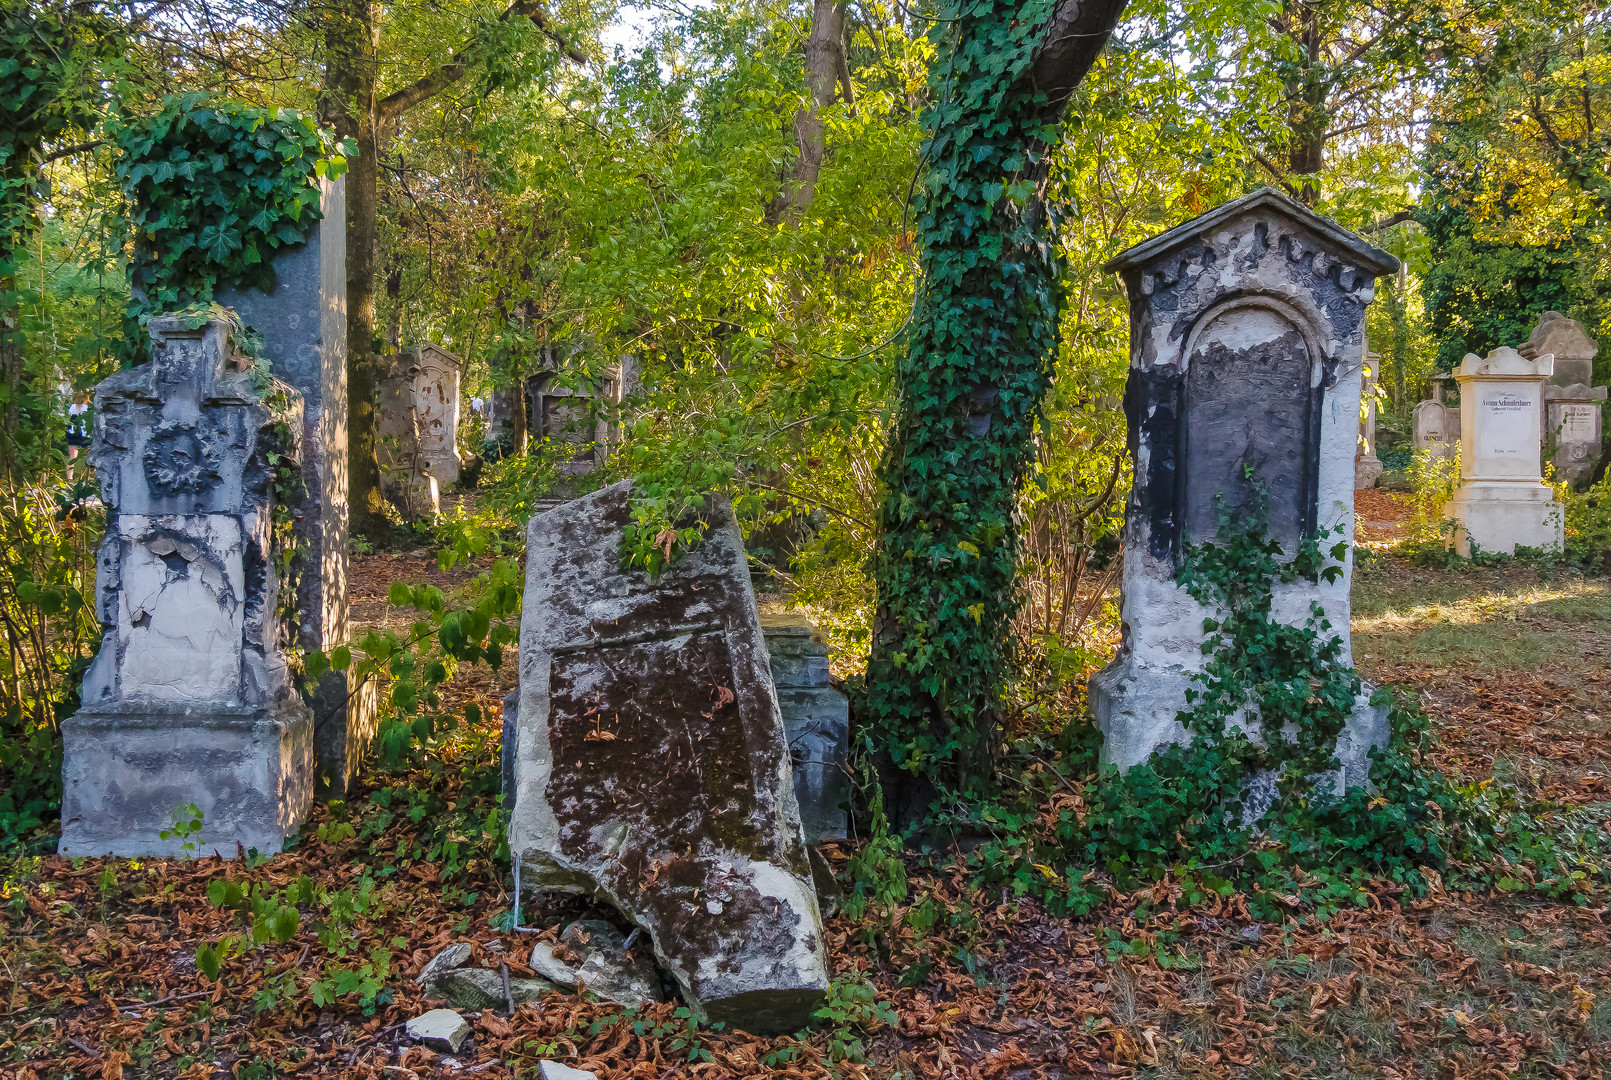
left=528, top=920, right=663, bottom=1009
left=405, top=1009, right=471, bottom=1053
left=508, top=481, right=831, bottom=1034
left=431, top=968, right=556, bottom=1011
left=538, top=1063, right=598, bottom=1080
left=416, top=942, right=474, bottom=986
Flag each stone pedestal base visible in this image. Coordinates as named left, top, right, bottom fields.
left=59, top=699, right=314, bottom=858
left=1446, top=481, right=1563, bottom=557
left=1355, top=454, right=1384, bottom=489
left=1089, top=658, right=1388, bottom=794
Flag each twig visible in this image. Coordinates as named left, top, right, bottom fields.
left=68, top=1037, right=99, bottom=1058
left=121, top=989, right=212, bottom=1012
left=500, top=959, right=515, bottom=1017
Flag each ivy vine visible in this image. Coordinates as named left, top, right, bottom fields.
left=866, top=0, right=1069, bottom=786
left=116, top=93, right=351, bottom=339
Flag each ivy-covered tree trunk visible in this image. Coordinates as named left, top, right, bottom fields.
left=866, top=0, right=1125, bottom=802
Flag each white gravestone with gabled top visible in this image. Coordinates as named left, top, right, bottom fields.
left=1446, top=347, right=1563, bottom=555
left=1088, top=187, right=1397, bottom=789
left=59, top=316, right=313, bottom=857
left=1412, top=398, right=1459, bottom=467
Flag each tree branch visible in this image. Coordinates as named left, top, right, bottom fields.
left=1023, top=0, right=1132, bottom=125
left=379, top=0, right=585, bottom=121
left=1361, top=209, right=1415, bottom=233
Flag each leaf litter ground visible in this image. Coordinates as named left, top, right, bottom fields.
left=5, top=520, right=1610, bottom=1079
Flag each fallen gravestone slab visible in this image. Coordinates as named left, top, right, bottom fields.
left=529, top=920, right=662, bottom=1009
left=432, top=968, right=556, bottom=1011
left=405, top=1009, right=471, bottom=1053
left=507, top=481, right=830, bottom=1034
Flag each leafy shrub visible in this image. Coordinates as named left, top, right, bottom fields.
left=1559, top=471, right=1611, bottom=573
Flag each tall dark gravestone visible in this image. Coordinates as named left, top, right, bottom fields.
left=1089, top=188, right=1399, bottom=789
left=214, top=176, right=375, bottom=796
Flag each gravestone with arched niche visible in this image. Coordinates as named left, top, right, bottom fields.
left=1089, top=188, right=1398, bottom=791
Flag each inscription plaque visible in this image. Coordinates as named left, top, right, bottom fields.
left=1184, top=306, right=1314, bottom=550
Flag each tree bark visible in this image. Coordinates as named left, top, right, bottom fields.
left=866, top=0, right=1127, bottom=801
left=781, top=0, right=848, bottom=219
left=1281, top=0, right=1326, bottom=205
left=323, top=0, right=583, bottom=534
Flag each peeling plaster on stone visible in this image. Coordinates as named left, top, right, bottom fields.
left=59, top=316, right=314, bottom=859
left=1092, top=189, right=1398, bottom=786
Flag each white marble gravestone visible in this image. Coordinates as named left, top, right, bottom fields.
left=59, top=316, right=313, bottom=857
left=1446, top=347, right=1563, bottom=555
left=1412, top=399, right=1460, bottom=467
left=410, top=344, right=463, bottom=487
left=1088, top=187, right=1396, bottom=790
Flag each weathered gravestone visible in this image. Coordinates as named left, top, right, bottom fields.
left=1523, top=310, right=1599, bottom=390
left=760, top=612, right=849, bottom=844
left=507, top=481, right=830, bottom=1033
left=60, top=316, right=313, bottom=857
left=1412, top=398, right=1459, bottom=467
left=213, top=176, right=375, bottom=797
left=375, top=346, right=459, bottom=519
left=1088, top=187, right=1396, bottom=789
left=527, top=354, right=639, bottom=478
left=1543, top=381, right=1607, bottom=486
left=1522, top=312, right=1606, bottom=486
left=1446, top=347, right=1564, bottom=555
left=1355, top=343, right=1384, bottom=489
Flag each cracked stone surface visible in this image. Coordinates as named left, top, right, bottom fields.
left=528, top=920, right=662, bottom=1009
left=508, top=481, right=829, bottom=1034
left=59, top=316, right=313, bottom=858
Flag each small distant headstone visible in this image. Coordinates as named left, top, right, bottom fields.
left=1355, top=344, right=1384, bottom=489
left=1089, top=187, right=1395, bottom=788
left=409, top=344, right=464, bottom=487
left=60, top=316, right=313, bottom=857
left=528, top=354, right=638, bottom=477
left=1413, top=399, right=1459, bottom=467
left=760, top=612, right=849, bottom=843
left=1446, top=347, right=1564, bottom=555
left=375, top=348, right=448, bottom=519
left=214, top=176, right=375, bottom=796
left=1522, top=310, right=1599, bottom=389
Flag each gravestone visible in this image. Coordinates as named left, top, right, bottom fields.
left=760, top=612, right=849, bottom=844
left=213, top=176, right=375, bottom=797
left=408, top=344, right=463, bottom=487
left=1355, top=344, right=1384, bottom=489
left=375, top=346, right=463, bottom=519
left=1412, top=399, right=1460, bottom=467
left=1088, top=187, right=1396, bottom=788
left=1522, top=310, right=1598, bottom=389
left=1544, top=382, right=1606, bottom=486
left=507, top=481, right=830, bottom=1034
left=59, top=316, right=313, bottom=857
left=1446, top=347, right=1563, bottom=555
left=528, top=354, right=638, bottom=478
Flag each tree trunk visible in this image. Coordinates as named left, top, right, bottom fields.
left=866, top=0, right=1126, bottom=799
left=781, top=0, right=848, bottom=218
left=1283, top=0, right=1326, bottom=205
left=321, top=0, right=393, bottom=537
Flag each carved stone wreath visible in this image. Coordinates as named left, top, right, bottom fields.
left=143, top=421, right=223, bottom=496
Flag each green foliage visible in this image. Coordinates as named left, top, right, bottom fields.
left=811, top=977, right=898, bottom=1063
left=0, top=481, right=100, bottom=852
left=937, top=512, right=1610, bottom=920
left=159, top=802, right=204, bottom=856
left=116, top=93, right=350, bottom=348
left=866, top=0, right=1074, bottom=785
left=306, top=523, right=521, bottom=769
left=1558, top=472, right=1611, bottom=573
